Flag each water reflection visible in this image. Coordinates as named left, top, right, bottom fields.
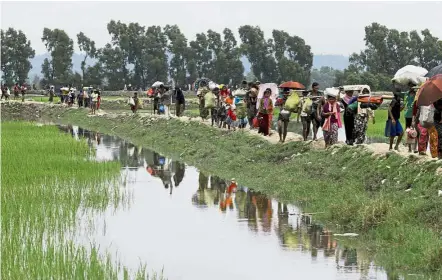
left=57, top=125, right=186, bottom=193
left=192, top=172, right=379, bottom=274
left=59, top=125, right=392, bottom=280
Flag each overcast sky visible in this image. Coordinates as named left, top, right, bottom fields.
left=2, top=1, right=442, bottom=56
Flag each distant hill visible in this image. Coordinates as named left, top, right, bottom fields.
left=28, top=53, right=349, bottom=79
left=313, top=54, right=349, bottom=71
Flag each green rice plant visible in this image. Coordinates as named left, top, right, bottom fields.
left=366, top=109, right=389, bottom=137
left=1, top=122, right=165, bottom=279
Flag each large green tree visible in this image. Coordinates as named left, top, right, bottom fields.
left=206, top=29, right=224, bottom=81
left=164, top=25, right=188, bottom=87
left=41, top=28, right=74, bottom=84
left=221, top=28, right=244, bottom=85
left=409, top=29, right=442, bottom=70
left=98, top=43, right=126, bottom=90
left=106, top=20, right=131, bottom=85
left=272, top=29, right=313, bottom=86
left=188, top=33, right=213, bottom=80
left=76, top=32, right=97, bottom=82
left=82, top=63, right=104, bottom=88
left=1, top=28, right=35, bottom=85
left=145, top=26, right=168, bottom=86
left=238, top=25, right=278, bottom=83
left=189, top=33, right=212, bottom=79
left=341, top=22, right=442, bottom=91
left=349, top=22, right=442, bottom=75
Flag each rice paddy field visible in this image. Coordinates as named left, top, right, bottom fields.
left=1, top=122, right=162, bottom=279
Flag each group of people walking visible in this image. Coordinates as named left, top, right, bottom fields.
left=1, top=83, right=27, bottom=101
left=195, top=81, right=277, bottom=136
left=130, top=85, right=186, bottom=117
left=384, top=83, right=442, bottom=158
left=193, top=80, right=442, bottom=157
left=48, top=86, right=101, bottom=115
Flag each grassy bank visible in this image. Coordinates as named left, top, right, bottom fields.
left=3, top=103, right=442, bottom=277
left=1, top=122, right=163, bottom=279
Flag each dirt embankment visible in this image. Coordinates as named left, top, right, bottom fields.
left=2, top=100, right=441, bottom=165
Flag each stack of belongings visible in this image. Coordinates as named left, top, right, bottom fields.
left=204, top=81, right=219, bottom=109
left=392, top=65, right=428, bottom=87
left=232, top=87, right=247, bottom=105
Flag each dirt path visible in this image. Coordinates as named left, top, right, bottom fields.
left=2, top=100, right=439, bottom=162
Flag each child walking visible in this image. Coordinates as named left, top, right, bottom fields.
left=227, top=105, right=238, bottom=131
left=385, top=92, right=404, bottom=151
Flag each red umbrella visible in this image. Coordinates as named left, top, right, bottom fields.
left=416, top=74, right=442, bottom=106
left=279, top=81, right=305, bottom=89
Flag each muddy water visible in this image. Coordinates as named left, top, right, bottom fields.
left=58, top=125, right=390, bottom=280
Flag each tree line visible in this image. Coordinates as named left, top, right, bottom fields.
left=2, top=22, right=442, bottom=91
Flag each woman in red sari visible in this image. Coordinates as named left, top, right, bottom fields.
left=257, top=88, right=274, bottom=136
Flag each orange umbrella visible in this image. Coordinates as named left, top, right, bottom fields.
left=416, top=74, right=442, bottom=106
left=279, top=81, right=305, bottom=89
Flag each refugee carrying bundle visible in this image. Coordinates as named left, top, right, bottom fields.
left=234, top=96, right=244, bottom=105
left=204, top=91, right=216, bottom=109
left=301, top=98, right=313, bottom=114
left=279, top=108, right=291, bottom=121
left=285, top=92, right=300, bottom=112
left=236, top=101, right=247, bottom=119
left=233, top=89, right=247, bottom=97
left=419, top=104, right=435, bottom=128
left=208, top=82, right=218, bottom=91
left=128, top=97, right=135, bottom=106
left=357, top=96, right=383, bottom=105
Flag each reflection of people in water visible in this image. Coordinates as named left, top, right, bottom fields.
left=192, top=172, right=210, bottom=206
left=309, top=224, right=321, bottom=258
left=341, top=247, right=358, bottom=267
left=321, top=229, right=336, bottom=257
left=95, top=133, right=101, bottom=145
left=172, top=161, right=185, bottom=187
left=157, top=157, right=173, bottom=195
left=254, top=193, right=273, bottom=233
left=227, top=178, right=237, bottom=194
left=220, top=179, right=237, bottom=212
left=245, top=192, right=259, bottom=232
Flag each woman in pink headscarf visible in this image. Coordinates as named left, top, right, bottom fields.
left=322, top=92, right=342, bottom=148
